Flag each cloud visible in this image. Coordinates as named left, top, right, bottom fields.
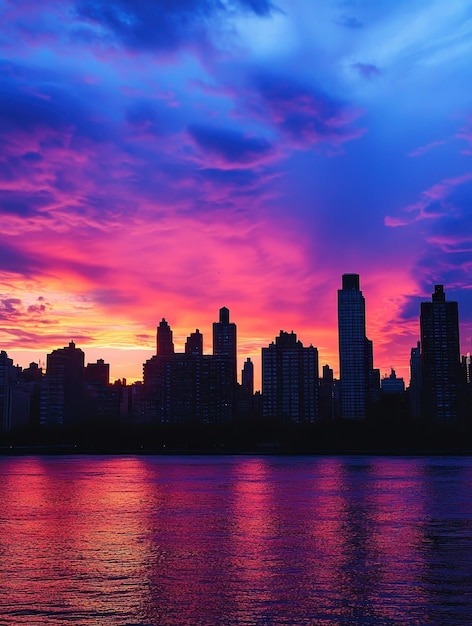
left=335, top=15, right=364, bottom=29
left=74, top=0, right=277, bottom=55
left=0, top=189, right=55, bottom=217
left=351, top=62, right=381, bottom=79
left=385, top=172, right=472, bottom=227
left=244, top=73, right=366, bottom=150
left=0, top=298, right=22, bottom=320
left=408, top=140, right=446, bottom=157
left=187, top=124, right=277, bottom=168
left=457, top=120, right=472, bottom=154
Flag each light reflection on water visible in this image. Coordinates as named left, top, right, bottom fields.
left=1, top=455, right=472, bottom=625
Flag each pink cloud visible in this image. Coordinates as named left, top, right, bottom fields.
left=385, top=172, right=472, bottom=227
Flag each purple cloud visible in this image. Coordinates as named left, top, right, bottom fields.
left=187, top=124, right=277, bottom=167
left=385, top=173, right=472, bottom=227
left=74, top=0, right=277, bottom=54
left=351, top=62, right=381, bottom=79
left=244, top=74, right=365, bottom=150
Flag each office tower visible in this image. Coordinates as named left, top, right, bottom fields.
left=238, top=357, right=255, bottom=417
left=319, top=364, right=334, bottom=420
left=156, top=318, right=174, bottom=356
left=85, top=359, right=110, bottom=386
left=213, top=307, right=237, bottom=384
left=0, top=350, right=13, bottom=432
left=262, top=330, right=319, bottom=422
left=84, top=358, right=120, bottom=420
left=242, top=357, right=254, bottom=397
left=381, top=369, right=405, bottom=395
left=185, top=329, right=203, bottom=355
left=41, top=341, right=85, bottom=426
left=338, top=274, right=367, bottom=419
left=420, top=285, right=461, bottom=420
left=409, top=341, right=422, bottom=418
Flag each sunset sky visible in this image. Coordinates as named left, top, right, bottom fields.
left=1, top=0, right=472, bottom=388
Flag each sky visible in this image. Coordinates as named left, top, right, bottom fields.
left=1, top=0, right=472, bottom=389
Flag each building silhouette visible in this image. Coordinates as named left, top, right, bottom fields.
left=381, top=369, right=405, bottom=395
left=213, top=307, right=237, bottom=385
left=237, top=357, right=255, bottom=417
left=338, top=274, right=369, bottom=419
left=319, top=364, right=336, bottom=420
left=420, top=285, right=462, bottom=420
left=409, top=341, right=422, bottom=418
left=0, top=351, right=14, bottom=432
left=242, top=357, right=254, bottom=398
left=40, top=341, right=85, bottom=426
left=262, top=330, right=319, bottom=422
left=85, top=359, right=109, bottom=386
left=144, top=315, right=234, bottom=423
left=157, top=318, right=174, bottom=356
left=185, top=329, right=203, bottom=355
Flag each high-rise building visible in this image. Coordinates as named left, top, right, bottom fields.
left=0, top=350, right=14, bottom=432
left=420, top=285, right=462, bottom=420
left=237, top=357, right=255, bottom=417
left=144, top=321, right=234, bottom=423
left=319, top=364, right=335, bottom=420
left=156, top=318, right=174, bottom=356
left=185, top=330, right=203, bottom=355
left=381, top=369, right=405, bottom=395
left=409, top=341, right=422, bottom=418
left=85, top=359, right=110, bottom=386
left=338, top=274, right=368, bottom=419
left=262, top=330, right=319, bottom=422
left=241, top=358, right=254, bottom=398
left=41, top=341, right=85, bottom=426
left=213, top=307, right=237, bottom=384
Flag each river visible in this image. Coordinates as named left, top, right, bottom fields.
left=1, top=455, right=471, bottom=624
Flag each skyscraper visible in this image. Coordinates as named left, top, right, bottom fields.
left=338, top=273, right=368, bottom=419
left=212, top=307, right=237, bottom=384
left=420, top=285, right=462, bottom=420
left=0, top=350, right=13, bottom=432
left=242, top=357, right=254, bottom=398
left=41, top=341, right=85, bottom=426
left=156, top=318, right=174, bottom=356
left=409, top=341, right=422, bottom=418
left=262, top=330, right=319, bottom=422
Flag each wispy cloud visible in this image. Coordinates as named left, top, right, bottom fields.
left=408, top=140, right=446, bottom=157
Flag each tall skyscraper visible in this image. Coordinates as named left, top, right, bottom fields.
left=156, top=318, right=174, bottom=356
left=338, top=273, right=368, bottom=419
left=319, top=364, right=335, bottom=420
left=420, top=285, right=462, bottom=420
left=409, top=341, right=422, bottom=418
left=241, top=358, right=254, bottom=398
left=262, top=330, right=319, bottom=422
left=213, top=307, right=237, bottom=384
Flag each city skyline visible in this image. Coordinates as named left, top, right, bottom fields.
left=1, top=1, right=472, bottom=386
left=1, top=279, right=471, bottom=394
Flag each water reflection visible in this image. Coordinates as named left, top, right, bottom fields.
left=1, top=455, right=472, bottom=625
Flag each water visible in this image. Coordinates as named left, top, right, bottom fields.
left=1, top=455, right=472, bottom=625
